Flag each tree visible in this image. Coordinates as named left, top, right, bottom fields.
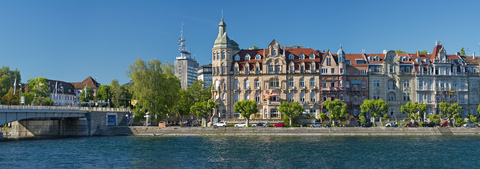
left=2, top=88, right=19, bottom=105
left=187, top=79, right=211, bottom=103
left=24, top=77, right=50, bottom=105
left=0, top=66, right=21, bottom=99
left=360, top=99, right=388, bottom=126
left=323, top=99, right=344, bottom=126
left=439, top=102, right=461, bottom=122
left=319, top=113, right=327, bottom=123
left=127, top=58, right=181, bottom=121
left=175, top=89, right=193, bottom=122
left=279, top=101, right=304, bottom=127
left=460, top=47, right=466, bottom=56
left=339, top=104, right=349, bottom=120
left=190, top=100, right=219, bottom=127
left=79, top=87, right=94, bottom=105
left=234, top=100, right=258, bottom=126
left=419, top=50, right=428, bottom=54
left=469, top=114, right=477, bottom=123
left=401, top=102, right=427, bottom=121
left=96, top=85, right=111, bottom=104
left=359, top=112, right=366, bottom=125
left=395, top=50, right=406, bottom=54
left=32, top=96, right=53, bottom=106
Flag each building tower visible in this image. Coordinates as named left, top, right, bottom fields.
left=211, top=18, right=240, bottom=119
left=174, top=23, right=199, bottom=90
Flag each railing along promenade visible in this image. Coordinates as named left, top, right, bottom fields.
left=0, top=105, right=130, bottom=112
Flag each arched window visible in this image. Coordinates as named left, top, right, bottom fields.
left=222, top=51, right=226, bottom=59
left=310, top=92, right=316, bottom=102
left=245, top=54, right=250, bottom=61
left=289, top=53, right=294, bottom=60
left=222, top=93, right=225, bottom=101
left=245, top=65, right=249, bottom=74
left=213, top=52, right=217, bottom=60
left=299, top=78, right=305, bottom=88
left=255, top=93, right=260, bottom=102
left=234, top=79, right=239, bottom=89
left=244, top=79, right=250, bottom=89
left=387, top=92, right=396, bottom=101
left=310, top=78, right=315, bottom=88
left=234, top=93, right=239, bottom=103
left=310, top=53, right=315, bottom=59
left=269, top=79, right=279, bottom=88
left=299, top=53, right=305, bottom=59
left=369, top=56, right=373, bottom=61
left=375, top=56, right=379, bottom=61
left=215, top=80, right=220, bottom=90
left=254, top=79, right=260, bottom=89
left=244, top=93, right=249, bottom=100
left=289, top=92, right=294, bottom=102
left=235, top=54, right=240, bottom=61
left=300, top=92, right=305, bottom=102
left=256, top=54, right=261, bottom=60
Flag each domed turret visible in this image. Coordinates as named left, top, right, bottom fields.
left=337, top=44, right=345, bottom=63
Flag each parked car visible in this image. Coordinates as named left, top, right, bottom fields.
left=404, top=122, right=419, bottom=127
left=440, top=121, right=453, bottom=127
left=324, top=121, right=339, bottom=127
left=362, top=122, right=373, bottom=127
left=310, top=123, right=322, bottom=128
left=255, top=122, right=267, bottom=127
left=214, top=122, right=227, bottom=127
left=299, top=123, right=308, bottom=127
left=385, top=122, right=398, bottom=127
left=344, top=121, right=361, bottom=127
left=273, top=122, right=285, bottom=127
left=234, top=123, right=247, bottom=127
left=463, top=122, right=476, bottom=127
left=422, top=122, right=437, bottom=127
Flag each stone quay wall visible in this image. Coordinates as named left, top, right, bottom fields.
left=94, top=126, right=480, bottom=136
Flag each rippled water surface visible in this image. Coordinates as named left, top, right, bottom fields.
left=1, top=136, right=479, bottom=168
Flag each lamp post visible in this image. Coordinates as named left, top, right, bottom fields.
left=60, top=86, right=64, bottom=106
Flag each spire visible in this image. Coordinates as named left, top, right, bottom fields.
left=213, top=17, right=239, bottom=50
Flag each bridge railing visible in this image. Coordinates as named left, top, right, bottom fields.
left=0, top=105, right=130, bottom=112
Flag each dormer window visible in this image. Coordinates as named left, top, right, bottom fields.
left=245, top=54, right=250, bottom=61
left=235, top=54, right=240, bottom=61
left=375, top=56, right=379, bottom=61
left=255, top=54, right=261, bottom=60
left=289, top=53, right=294, bottom=60
left=272, top=49, right=276, bottom=56
left=299, top=53, right=305, bottom=59
left=345, top=60, right=351, bottom=65
left=405, top=56, right=409, bottom=61
left=310, top=53, right=315, bottom=59
left=369, top=56, right=373, bottom=61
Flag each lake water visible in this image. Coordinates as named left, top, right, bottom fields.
left=1, top=136, right=479, bottom=168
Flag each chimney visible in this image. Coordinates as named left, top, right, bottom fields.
left=474, top=52, right=476, bottom=59
left=383, top=50, right=387, bottom=54
left=416, top=51, right=420, bottom=55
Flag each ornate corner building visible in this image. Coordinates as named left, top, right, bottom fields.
left=211, top=19, right=480, bottom=120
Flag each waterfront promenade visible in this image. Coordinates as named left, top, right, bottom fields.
left=94, top=126, right=480, bottom=136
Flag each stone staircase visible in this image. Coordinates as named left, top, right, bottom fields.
left=438, top=127, right=453, bottom=136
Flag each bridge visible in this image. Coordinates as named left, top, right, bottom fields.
left=0, top=105, right=130, bottom=137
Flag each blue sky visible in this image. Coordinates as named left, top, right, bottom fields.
left=1, top=0, right=479, bottom=85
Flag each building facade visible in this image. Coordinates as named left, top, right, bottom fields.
left=174, top=25, right=199, bottom=90
left=46, top=79, right=77, bottom=106
left=197, top=64, right=213, bottom=88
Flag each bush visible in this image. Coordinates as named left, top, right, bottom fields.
left=428, top=115, right=441, bottom=124
left=227, top=124, right=236, bottom=127
left=307, top=124, right=311, bottom=127
left=341, top=122, right=347, bottom=126
left=418, top=122, right=424, bottom=127
left=455, top=117, right=465, bottom=126
left=382, top=114, right=389, bottom=119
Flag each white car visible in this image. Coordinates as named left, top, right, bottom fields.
left=234, top=123, right=247, bottom=127
left=214, top=122, right=227, bottom=127
left=385, top=122, right=398, bottom=127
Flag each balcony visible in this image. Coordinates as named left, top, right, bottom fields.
left=300, top=86, right=306, bottom=90
left=288, top=86, right=296, bottom=90
left=322, top=87, right=338, bottom=91
left=244, top=86, right=251, bottom=91
left=310, top=86, right=317, bottom=90
left=254, top=86, right=261, bottom=90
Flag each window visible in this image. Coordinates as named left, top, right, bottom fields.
left=270, top=109, right=278, bottom=118
left=390, top=65, right=394, bottom=73
left=354, top=70, right=358, bottom=75
left=327, top=58, right=332, bottom=66
left=311, top=92, right=316, bottom=102
left=340, top=68, right=344, bottom=74
left=362, top=95, right=366, bottom=101
left=356, top=60, right=365, bottom=64
left=330, top=81, right=335, bottom=88
left=289, top=53, right=294, bottom=60
left=269, top=79, right=279, bottom=88
left=268, top=65, right=274, bottom=74
left=345, top=60, right=351, bottom=65
left=353, top=95, right=358, bottom=102
left=331, top=68, right=335, bottom=74
left=300, top=92, right=305, bottom=102
left=275, top=65, right=280, bottom=74
left=346, top=81, right=350, bottom=88
left=321, top=68, right=328, bottom=74
left=403, top=80, right=410, bottom=88
left=213, top=52, right=217, bottom=60
left=340, top=94, right=344, bottom=101
left=300, top=53, right=304, bottom=59
left=361, top=70, right=367, bottom=75
left=406, top=67, right=410, bottom=72
left=289, top=93, right=294, bottom=102
left=234, top=67, right=238, bottom=74
left=310, top=78, right=315, bottom=88
left=374, top=80, right=380, bottom=87
left=255, top=80, right=260, bottom=89
left=245, top=79, right=250, bottom=89
left=234, top=79, right=239, bottom=89
left=222, top=66, right=225, bottom=74
left=272, top=50, right=276, bottom=56
left=245, top=54, right=250, bottom=61
left=245, top=66, right=249, bottom=74
left=256, top=54, right=261, bottom=60
left=300, top=78, right=305, bottom=88
left=289, top=79, right=294, bottom=88
left=331, top=94, right=335, bottom=100
left=255, top=67, right=260, bottom=74
left=346, top=95, right=350, bottom=102
left=222, top=51, right=225, bottom=59
left=255, top=93, right=260, bottom=102
left=404, top=93, right=410, bottom=101
left=323, top=94, right=327, bottom=101
left=234, top=93, right=239, bottom=103
left=310, top=53, right=315, bottom=59
left=244, top=93, right=250, bottom=100
left=234, top=54, right=240, bottom=61
left=323, top=81, right=327, bottom=88
left=361, top=81, right=366, bottom=88
left=388, top=80, right=395, bottom=90
left=374, top=93, right=380, bottom=100
left=346, top=70, right=350, bottom=75
left=289, top=65, right=294, bottom=74
left=311, top=64, right=315, bottom=72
